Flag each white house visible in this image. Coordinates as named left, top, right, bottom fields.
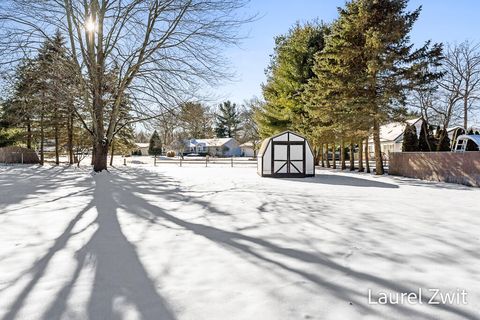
left=239, top=142, right=256, bottom=157
left=368, top=118, right=422, bottom=156
left=133, top=142, right=149, bottom=156
left=184, top=138, right=241, bottom=157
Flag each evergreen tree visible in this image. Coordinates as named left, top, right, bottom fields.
left=402, top=124, right=418, bottom=151
left=436, top=128, right=451, bottom=151
left=3, top=59, right=39, bottom=149
left=215, top=101, right=241, bottom=138
left=258, top=21, right=328, bottom=138
left=307, top=0, right=442, bottom=174
left=148, top=130, right=162, bottom=156
left=418, top=120, right=437, bottom=151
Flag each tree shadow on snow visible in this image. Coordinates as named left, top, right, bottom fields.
left=2, top=167, right=479, bottom=320
left=285, top=173, right=399, bottom=189
left=1, top=168, right=176, bottom=320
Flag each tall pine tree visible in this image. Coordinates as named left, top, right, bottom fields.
left=215, top=101, right=241, bottom=138
left=307, top=0, right=442, bottom=174
left=258, top=22, right=329, bottom=138
left=148, top=130, right=162, bottom=156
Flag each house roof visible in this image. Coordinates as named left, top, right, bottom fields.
left=240, top=142, right=254, bottom=148
left=188, top=138, right=236, bottom=147
left=371, top=118, right=421, bottom=143
left=135, top=142, right=149, bottom=148
left=447, top=126, right=464, bottom=133
left=447, top=126, right=480, bottom=133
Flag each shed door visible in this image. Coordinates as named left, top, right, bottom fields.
left=272, top=142, right=305, bottom=177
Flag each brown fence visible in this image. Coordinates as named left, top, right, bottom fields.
left=389, top=152, right=480, bottom=187
left=0, top=146, right=40, bottom=164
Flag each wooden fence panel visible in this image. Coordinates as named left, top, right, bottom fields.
left=389, top=152, right=480, bottom=187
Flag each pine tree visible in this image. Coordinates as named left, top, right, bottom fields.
left=258, top=21, right=328, bottom=138
left=418, top=120, right=436, bottom=151
left=148, top=130, right=162, bottom=156
left=436, top=129, right=451, bottom=151
left=308, top=0, right=442, bottom=174
left=402, top=124, right=418, bottom=151
left=215, top=101, right=241, bottom=138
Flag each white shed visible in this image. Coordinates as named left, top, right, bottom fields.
left=257, top=131, right=315, bottom=177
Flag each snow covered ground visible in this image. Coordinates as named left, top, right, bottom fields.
left=0, top=163, right=479, bottom=320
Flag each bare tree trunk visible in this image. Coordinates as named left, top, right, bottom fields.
left=340, top=139, right=346, bottom=170
left=358, top=139, right=364, bottom=172
left=110, top=140, right=115, bottom=167
left=26, top=120, right=32, bottom=149
left=464, top=96, right=468, bottom=130
left=91, top=143, right=96, bottom=166
left=373, top=119, right=384, bottom=175
left=67, top=112, right=74, bottom=165
left=320, top=143, right=325, bottom=167
left=94, top=141, right=109, bottom=172
left=325, top=143, right=330, bottom=168
left=365, top=138, right=371, bottom=173
left=349, top=142, right=354, bottom=171
left=40, top=112, right=44, bottom=165
left=332, top=142, right=336, bottom=169
left=54, top=116, right=60, bottom=165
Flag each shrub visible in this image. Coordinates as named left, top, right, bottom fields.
left=166, top=150, right=176, bottom=157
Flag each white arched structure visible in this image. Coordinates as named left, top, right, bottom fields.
left=257, top=131, right=315, bottom=178
left=453, top=134, right=480, bottom=152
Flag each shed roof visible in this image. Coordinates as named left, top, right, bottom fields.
left=257, top=139, right=270, bottom=156
left=257, top=131, right=307, bottom=156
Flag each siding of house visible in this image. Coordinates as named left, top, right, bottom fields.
left=241, top=146, right=254, bottom=157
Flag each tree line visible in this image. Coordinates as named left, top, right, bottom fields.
left=0, top=32, right=136, bottom=166
left=141, top=98, right=261, bottom=155
left=256, top=0, right=480, bottom=175
left=0, top=0, right=251, bottom=171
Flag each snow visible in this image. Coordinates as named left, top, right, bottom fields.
left=0, top=163, right=479, bottom=320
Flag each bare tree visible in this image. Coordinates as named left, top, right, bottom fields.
left=450, top=42, right=480, bottom=129
left=239, top=97, right=261, bottom=153
left=0, top=0, right=252, bottom=171
left=411, top=42, right=480, bottom=149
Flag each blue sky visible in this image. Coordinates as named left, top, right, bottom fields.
left=215, top=0, right=480, bottom=105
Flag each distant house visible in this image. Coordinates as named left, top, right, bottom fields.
left=368, top=118, right=422, bottom=155
left=184, top=138, right=241, bottom=157
left=133, top=142, right=149, bottom=156
left=239, top=142, right=256, bottom=157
